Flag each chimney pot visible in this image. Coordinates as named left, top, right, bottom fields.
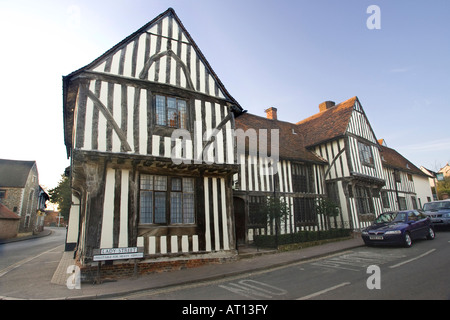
left=265, top=107, right=278, bottom=120
left=319, top=101, right=335, bottom=112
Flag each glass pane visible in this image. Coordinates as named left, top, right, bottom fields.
left=170, top=192, right=182, bottom=224
left=154, top=192, right=166, bottom=223
left=140, top=174, right=153, bottom=190
left=167, top=97, right=177, bottom=127
left=183, top=178, right=194, bottom=193
left=154, top=176, right=167, bottom=191
left=183, top=193, right=195, bottom=224
left=140, top=191, right=153, bottom=223
left=156, top=95, right=166, bottom=126
left=178, top=100, right=187, bottom=129
left=172, top=178, right=182, bottom=191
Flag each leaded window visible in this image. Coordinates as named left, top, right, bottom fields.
left=155, top=95, right=188, bottom=129
left=140, top=174, right=195, bottom=225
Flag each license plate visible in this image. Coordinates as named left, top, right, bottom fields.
left=369, top=235, right=384, bottom=240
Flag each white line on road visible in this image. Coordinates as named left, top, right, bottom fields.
left=389, top=249, right=436, bottom=269
left=296, top=282, right=351, bottom=300
left=0, top=245, right=63, bottom=278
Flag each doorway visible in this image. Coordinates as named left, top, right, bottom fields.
left=233, top=197, right=246, bottom=245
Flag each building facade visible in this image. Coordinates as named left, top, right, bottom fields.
left=63, top=8, right=244, bottom=273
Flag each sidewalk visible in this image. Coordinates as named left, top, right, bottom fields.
left=1, top=235, right=364, bottom=300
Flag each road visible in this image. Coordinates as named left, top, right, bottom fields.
left=0, top=227, right=66, bottom=297
left=116, top=230, right=450, bottom=300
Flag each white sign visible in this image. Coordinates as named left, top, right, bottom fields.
left=93, top=252, right=144, bottom=261
left=100, top=247, right=139, bottom=255
left=93, top=247, right=144, bottom=261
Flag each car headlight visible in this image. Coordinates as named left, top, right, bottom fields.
left=385, top=230, right=402, bottom=235
left=442, top=213, right=450, bottom=218
left=362, top=231, right=369, bottom=235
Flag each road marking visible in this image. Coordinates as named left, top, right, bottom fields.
left=389, top=249, right=436, bottom=269
left=296, top=282, right=351, bottom=300
left=0, top=245, right=62, bottom=278
left=311, top=251, right=405, bottom=272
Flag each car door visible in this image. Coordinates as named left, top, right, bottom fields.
left=408, top=210, right=427, bottom=239
left=407, top=211, right=421, bottom=239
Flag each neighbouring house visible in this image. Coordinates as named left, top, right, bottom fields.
left=439, top=163, right=450, bottom=178
left=44, top=210, right=65, bottom=227
left=0, top=159, right=48, bottom=234
left=0, top=203, right=20, bottom=239
left=420, top=166, right=439, bottom=201
left=233, top=109, right=328, bottom=243
left=379, top=142, right=433, bottom=211
left=63, top=8, right=244, bottom=276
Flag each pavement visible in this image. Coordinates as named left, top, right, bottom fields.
left=0, top=231, right=365, bottom=300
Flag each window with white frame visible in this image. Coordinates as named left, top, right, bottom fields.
left=140, top=174, right=195, bottom=225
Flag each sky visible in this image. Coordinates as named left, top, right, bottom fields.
left=0, top=0, right=449, bottom=190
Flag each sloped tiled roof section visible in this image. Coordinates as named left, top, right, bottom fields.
left=296, top=97, right=357, bottom=147
left=0, top=159, right=35, bottom=188
left=379, top=145, right=427, bottom=177
left=0, top=203, right=20, bottom=220
left=234, top=113, right=327, bottom=164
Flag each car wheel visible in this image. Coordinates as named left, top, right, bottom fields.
left=404, top=232, right=412, bottom=248
left=426, top=227, right=435, bottom=240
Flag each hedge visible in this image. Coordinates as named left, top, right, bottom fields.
left=253, top=229, right=353, bottom=249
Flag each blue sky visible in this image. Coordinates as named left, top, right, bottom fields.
left=0, top=0, right=449, bottom=189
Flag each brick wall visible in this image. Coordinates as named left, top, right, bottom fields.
left=80, top=256, right=237, bottom=282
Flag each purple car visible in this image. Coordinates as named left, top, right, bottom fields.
left=362, top=210, right=435, bottom=248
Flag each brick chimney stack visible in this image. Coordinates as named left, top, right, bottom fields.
left=319, top=101, right=335, bottom=112
left=265, top=107, right=278, bottom=120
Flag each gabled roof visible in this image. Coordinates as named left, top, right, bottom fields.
left=0, top=159, right=36, bottom=188
left=234, top=113, right=327, bottom=164
left=63, top=8, right=243, bottom=158
left=296, top=97, right=357, bottom=147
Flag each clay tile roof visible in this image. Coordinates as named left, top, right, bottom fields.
left=379, top=145, right=426, bottom=176
left=0, top=203, right=20, bottom=220
left=296, top=96, right=357, bottom=147
left=234, top=113, right=327, bottom=164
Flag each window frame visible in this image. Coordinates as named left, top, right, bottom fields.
left=355, top=185, right=374, bottom=215
left=154, top=94, right=188, bottom=130
left=139, top=174, right=196, bottom=226
left=357, top=141, right=374, bottom=167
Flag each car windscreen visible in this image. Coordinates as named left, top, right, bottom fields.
left=423, top=201, right=450, bottom=211
left=375, top=212, right=397, bottom=223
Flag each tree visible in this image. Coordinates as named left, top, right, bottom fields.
left=436, top=176, right=450, bottom=199
left=262, top=196, right=291, bottom=247
left=315, top=197, right=340, bottom=228
left=48, top=174, right=72, bottom=220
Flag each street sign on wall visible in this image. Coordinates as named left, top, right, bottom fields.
left=93, top=247, right=144, bottom=261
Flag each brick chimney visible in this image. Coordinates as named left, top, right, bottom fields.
left=319, top=101, right=335, bottom=112
left=265, top=107, right=278, bottom=120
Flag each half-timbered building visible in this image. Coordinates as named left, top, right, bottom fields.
left=233, top=109, right=327, bottom=243
left=296, top=97, right=386, bottom=229
left=63, top=8, right=244, bottom=274
left=379, top=142, right=433, bottom=211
